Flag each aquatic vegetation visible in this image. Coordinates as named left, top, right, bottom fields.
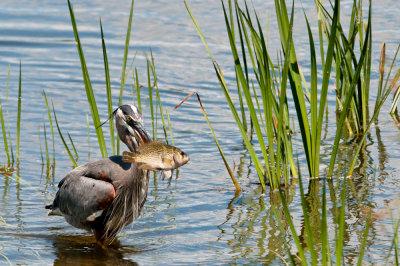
left=186, top=0, right=400, bottom=263
left=0, top=65, right=12, bottom=166
left=0, top=63, right=22, bottom=168
left=52, top=0, right=174, bottom=168
left=68, top=0, right=108, bottom=158
left=175, top=92, right=241, bottom=192
left=186, top=0, right=398, bottom=183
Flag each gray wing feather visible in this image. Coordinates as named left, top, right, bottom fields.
left=51, top=176, right=115, bottom=227
left=48, top=156, right=132, bottom=227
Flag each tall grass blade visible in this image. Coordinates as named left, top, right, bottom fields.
left=315, top=0, right=339, bottom=177
left=16, top=62, right=22, bottom=165
left=166, top=108, right=174, bottom=146
left=134, top=68, right=141, bottom=113
left=223, top=1, right=270, bottom=188
left=68, top=0, right=107, bottom=158
left=52, top=101, right=77, bottom=168
left=345, top=3, right=398, bottom=176
left=42, top=121, right=50, bottom=168
left=67, top=132, right=78, bottom=162
left=328, top=0, right=370, bottom=177
left=43, top=90, right=55, bottom=167
left=100, top=19, right=115, bottom=156
left=148, top=54, right=168, bottom=143
left=175, top=92, right=241, bottom=192
left=214, top=61, right=266, bottom=191
left=118, top=0, right=135, bottom=106
left=116, top=0, right=136, bottom=154
left=376, top=43, right=386, bottom=113
left=147, top=61, right=155, bottom=140
left=5, top=65, right=14, bottom=164
left=275, top=0, right=314, bottom=177
left=184, top=1, right=214, bottom=60
left=0, top=65, right=11, bottom=165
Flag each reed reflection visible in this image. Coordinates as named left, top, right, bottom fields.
left=215, top=179, right=293, bottom=264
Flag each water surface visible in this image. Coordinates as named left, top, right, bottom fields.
left=0, top=0, right=400, bottom=264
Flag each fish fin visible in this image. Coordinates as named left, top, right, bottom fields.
left=122, top=151, right=137, bottom=163
left=161, top=170, right=173, bottom=180
left=138, top=163, right=154, bottom=170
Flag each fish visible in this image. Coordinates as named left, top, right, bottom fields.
left=122, top=140, right=190, bottom=179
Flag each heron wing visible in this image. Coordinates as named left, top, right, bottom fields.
left=51, top=174, right=115, bottom=223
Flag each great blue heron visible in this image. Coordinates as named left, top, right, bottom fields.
left=46, top=105, right=152, bottom=245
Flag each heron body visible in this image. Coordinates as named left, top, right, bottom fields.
left=46, top=105, right=152, bottom=244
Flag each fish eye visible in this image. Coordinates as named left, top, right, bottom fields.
left=180, top=151, right=184, bottom=156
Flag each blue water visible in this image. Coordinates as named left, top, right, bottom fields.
left=0, top=0, right=399, bottom=264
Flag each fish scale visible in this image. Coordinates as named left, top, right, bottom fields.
left=122, top=141, right=190, bottom=173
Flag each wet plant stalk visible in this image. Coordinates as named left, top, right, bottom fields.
left=16, top=62, right=22, bottom=166
left=68, top=0, right=107, bottom=158
left=175, top=92, right=241, bottom=192
left=0, top=65, right=11, bottom=166
left=100, top=19, right=115, bottom=156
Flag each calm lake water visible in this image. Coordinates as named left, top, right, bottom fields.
left=0, top=0, right=400, bottom=264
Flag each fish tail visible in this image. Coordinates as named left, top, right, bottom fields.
left=122, top=151, right=137, bottom=163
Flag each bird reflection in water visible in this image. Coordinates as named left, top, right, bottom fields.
left=51, top=234, right=139, bottom=266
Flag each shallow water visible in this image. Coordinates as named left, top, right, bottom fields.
left=0, top=0, right=400, bottom=264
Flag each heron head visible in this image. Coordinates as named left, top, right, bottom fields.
left=114, top=105, right=151, bottom=152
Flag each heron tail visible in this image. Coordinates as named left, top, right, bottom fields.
left=122, top=151, right=137, bottom=163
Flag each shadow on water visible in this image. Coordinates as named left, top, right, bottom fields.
left=51, top=234, right=139, bottom=266
left=4, top=232, right=141, bottom=265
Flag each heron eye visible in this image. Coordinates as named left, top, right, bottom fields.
left=126, top=116, right=132, bottom=122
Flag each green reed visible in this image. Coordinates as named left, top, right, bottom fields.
left=0, top=65, right=11, bottom=166
left=315, top=0, right=372, bottom=136
left=175, top=92, right=241, bottom=192
left=100, top=19, right=115, bottom=156
left=42, top=123, right=49, bottom=168
left=16, top=62, right=21, bottom=166
left=67, top=0, right=138, bottom=157
left=189, top=0, right=395, bottom=184
left=147, top=54, right=169, bottom=144
left=133, top=68, right=141, bottom=113
left=186, top=0, right=299, bottom=190
left=0, top=63, right=22, bottom=169
left=51, top=0, right=173, bottom=167
left=117, top=0, right=135, bottom=155
left=42, top=90, right=55, bottom=169
left=276, top=174, right=374, bottom=265
left=51, top=101, right=77, bottom=168
left=147, top=60, right=155, bottom=139
left=68, top=0, right=108, bottom=158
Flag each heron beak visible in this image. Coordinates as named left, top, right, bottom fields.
left=126, top=119, right=151, bottom=145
